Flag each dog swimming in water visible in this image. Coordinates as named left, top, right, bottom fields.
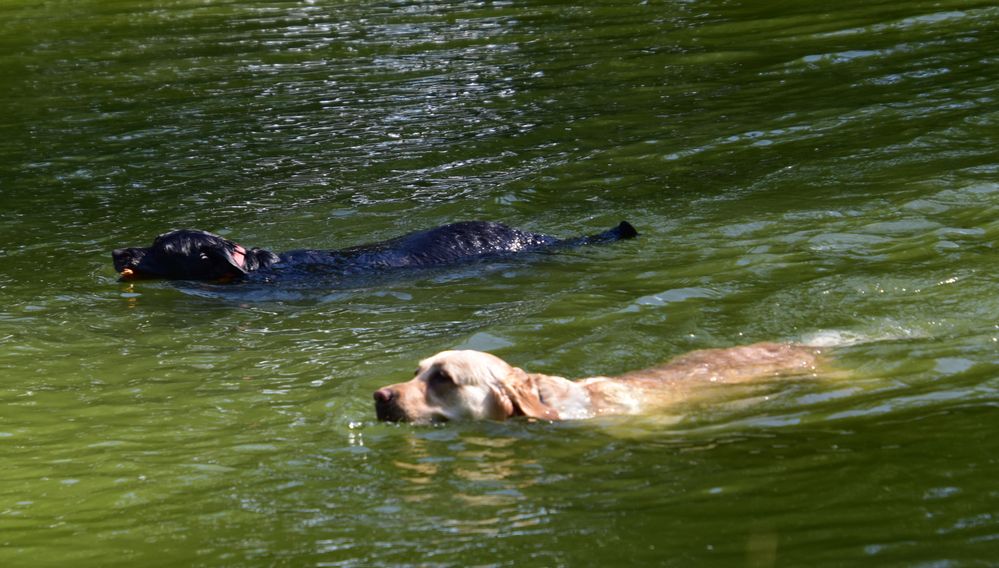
left=374, top=343, right=820, bottom=424
left=112, top=220, right=638, bottom=282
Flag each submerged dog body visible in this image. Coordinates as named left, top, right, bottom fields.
left=373, top=343, right=820, bottom=423
left=112, top=220, right=637, bottom=281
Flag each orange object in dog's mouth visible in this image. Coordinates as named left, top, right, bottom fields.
left=119, top=268, right=136, bottom=280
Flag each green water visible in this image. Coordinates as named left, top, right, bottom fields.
left=2, top=0, right=998, bottom=565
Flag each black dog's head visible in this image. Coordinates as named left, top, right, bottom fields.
left=112, top=229, right=278, bottom=281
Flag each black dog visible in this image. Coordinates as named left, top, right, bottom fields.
left=112, top=221, right=638, bottom=282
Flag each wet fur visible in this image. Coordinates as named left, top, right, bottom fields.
left=112, top=221, right=637, bottom=281
left=373, top=343, right=821, bottom=423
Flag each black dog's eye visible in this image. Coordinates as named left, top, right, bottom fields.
left=199, top=252, right=210, bottom=261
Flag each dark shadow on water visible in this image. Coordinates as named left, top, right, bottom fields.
left=170, top=256, right=532, bottom=304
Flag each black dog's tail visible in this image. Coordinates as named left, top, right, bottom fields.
left=561, top=221, right=638, bottom=247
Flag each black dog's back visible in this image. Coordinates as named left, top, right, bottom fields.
left=275, top=221, right=638, bottom=274
left=279, top=222, right=556, bottom=270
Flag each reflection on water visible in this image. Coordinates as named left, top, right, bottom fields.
left=2, top=0, right=999, bottom=565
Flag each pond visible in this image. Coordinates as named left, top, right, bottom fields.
left=1, top=0, right=997, bottom=565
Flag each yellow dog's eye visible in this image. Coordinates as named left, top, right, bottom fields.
left=427, top=367, right=455, bottom=389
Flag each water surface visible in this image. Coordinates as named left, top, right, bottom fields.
left=1, top=0, right=998, bottom=565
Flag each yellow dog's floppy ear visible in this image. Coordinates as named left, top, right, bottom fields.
left=502, top=369, right=560, bottom=421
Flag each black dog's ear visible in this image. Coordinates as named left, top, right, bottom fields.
left=199, top=244, right=248, bottom=279
left=211, top=243, right=247, bottom=276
